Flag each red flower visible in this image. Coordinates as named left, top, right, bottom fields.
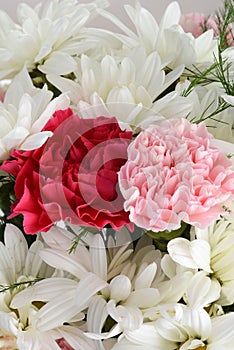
left=1, top=109, right=132, bottom=234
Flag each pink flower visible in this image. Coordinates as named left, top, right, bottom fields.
left=1, top=109, right=132, bottom=234
left=118, top=118, right=234, bottom=232
left=180, top=12, right=206, bottom=37
left=180, top=12, right=234, bottom=46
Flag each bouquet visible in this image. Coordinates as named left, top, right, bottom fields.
left=0, top=0, right=234, bottom=349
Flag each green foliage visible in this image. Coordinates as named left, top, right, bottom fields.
left=146, top=222, right=191, bottom=252
left=0, top=172, right=36, bottom=246
left=215, top=0, right=234, bottom=51
left=0, top=278, right=43, bottom=293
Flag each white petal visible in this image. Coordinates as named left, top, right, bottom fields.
left=167, top=238, right=198, bottom=269
left=108, top=301, right=142, bottom=331
left=4, top=67, right=34, bottom=107
left=159, top=1, right=181, bottom=29
left=125, top=288, right=160, bottom=308
left=90, top=234, right=107, bottom=281
left=0, top=312, right=18, bottom=336
left=160, top=254, right=176, bottom=278
left=87, top=295, right=108, bottom=334
left=57, top=326, right=95, bottom=350
left=11, top=278, right=77, bottom=308
left=0, top=242, right=14, bottom=284
left=3, top=126, right=29, bottom=151
left=40, top=248, right=88, bottom=279
left=37, top=273, right=106, bottom=331
left=4, top=224, right=28, bottom=277
left=222, top=94, right=234, bottom=106
left=96, top=8, right=137, bottom=40
left=19, top=131, right=52, bottom=150
left=17, top=93, right=32, bottom=129
left=47, top=74, right=81, bottom=104
left=110, top=275, right=131, bottom=302
left=190, top=239, right=212, bottom=273
left=24, top=240, right=45, bottom=277
left=182, top=307, right=211, bottom=340
left=210, top=313, right=234, bottom=345
left=74, top=272, right=107, bottom=309
left=134, top=263, right=157, bottom=289
left=38, top=52, right=77, bottom=75
left=156, top=318, right=187, bottom=342
left=159, top=271, right=193, bottom=304
left=187, top=272, right=220, bottom=308
left=31, top=93, right=70, bottom=133
left=126, top=323, right=174, bottom=347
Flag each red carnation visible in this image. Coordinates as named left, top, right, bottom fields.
left=1, top=109, right=132, bottom=234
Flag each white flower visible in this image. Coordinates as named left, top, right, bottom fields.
left=97, top=2, right=217, bottom=68
left=0, top=67, right=69, bottom=160
left=156, top=303, right=234, bottom=350
left=11, top=273, right=106, bottom=350
left=110, top=270, right=222, bottom=350
left=0, top=224, right=56, bottom=347
left=168, top=220, right=234, bottom=305
left=48, top=49, right=191, bottom=131
left=0, top=0, right=109, bottom=79
left=177, top=80, right=234, bottom=145
left=111, top=322, right=175, bottom=350
left=39, top=226, right=192, bottom=347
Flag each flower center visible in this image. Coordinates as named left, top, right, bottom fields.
left=178, top=343, right=207, bottom=350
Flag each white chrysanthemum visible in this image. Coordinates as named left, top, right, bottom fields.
left=111, top=322, right=176, bottom=350
left=0, top=67, right=69, bottom=160
left=48, top=49, right=191, bottom=131
left=37, top=226, right=192, bottom=348
left=11, top=274, right=106, bottom=350
left=155, top=304, right=234, bottom=350
left=111, top=271, right=228, bottom=350
left=168, top=220, right=234, bottom=306
left=96, top=1, right=217, bottom=68
left=0, top=0, right=109, bottom=79
left=0, top=224, right=57, bottom=347
left=176, top=80, right=234, bottom=148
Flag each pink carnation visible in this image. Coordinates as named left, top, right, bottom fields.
left=118, top=118, right=234, bottom=232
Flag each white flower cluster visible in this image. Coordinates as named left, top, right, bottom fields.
left=1, top=222, right=234, bottom=349
left=0, top=0, right=233, bottom=160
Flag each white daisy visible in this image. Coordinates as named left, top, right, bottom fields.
left=0, top=67, right=69, bottom=160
